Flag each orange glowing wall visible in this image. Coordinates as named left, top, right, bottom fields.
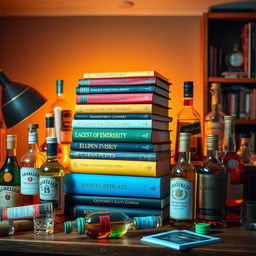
left=0, top=16, right=202, bottom=160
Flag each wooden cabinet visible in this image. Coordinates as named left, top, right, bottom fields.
left=201, top=12, right=256, bottom=149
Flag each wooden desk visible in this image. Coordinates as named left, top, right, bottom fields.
left=0, top=225, right=255, bottom=256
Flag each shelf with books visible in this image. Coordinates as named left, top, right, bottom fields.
left=208, top=77, right=256, bottom=83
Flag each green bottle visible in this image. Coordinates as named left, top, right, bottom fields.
left=0, top=135, right=21, bottom=207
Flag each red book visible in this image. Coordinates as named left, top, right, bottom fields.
left=76, top=93, right=169, bottom=108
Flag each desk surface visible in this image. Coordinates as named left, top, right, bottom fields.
left=0, top=225, right=255, bottom=256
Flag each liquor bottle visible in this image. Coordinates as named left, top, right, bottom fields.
left=0, top=135, right=21, bottom=208
left=0, top=220, right=34, bottom=236
left=198, top=134, right=227, bottom=228
left=50, top=80, right=72, bottom=172
left=39, top=137, right=64, bottom=223
left=40, top=113, right=63, bottom=163
left=204, top=83, right=225, bottom=154
left=64, top=210, right=162, bottom=239
left=220, top=116, right=245, bottom=223
left=170, top=132, right=197, bottom=228
left=237, top=134, right=255, bottom=165
left=20, top=124, right=46, bottom=205
left=174, top=81, right=203, bottom=165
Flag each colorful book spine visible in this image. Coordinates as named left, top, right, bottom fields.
left=69, top=158, right=170, bottom=177
left=69, top=150, right=169, bottom=161
left=72, top=119, right=168, bottom=130
left=64, top=173, right=170, bottom=198
left=64, top=194, right=170, bottom=210
left=64, top=204, right=170, bottom=220
left=72, top=128, right=170, bottom=143
left=70, top=142, right=171, bottom=152
left=74, top=104, right=169, bottom=116
left=76, top=93, right=168, bottom=107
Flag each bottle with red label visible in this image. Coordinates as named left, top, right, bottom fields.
left=0, top=135, right=21, bottom=208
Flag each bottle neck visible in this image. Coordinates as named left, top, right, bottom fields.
left=223, top=122, right=236, bottom=152
left=206, top=149, right=219, bottom=160
left=7, top=148, right=16, bottom=157
left=184, top=98, right=193, bottom=106
left=178, top=151, right=190, bottom=163
left=46, top=142, right=58, bottom=161
left=56, top=92, right=64, bottom=100
left=28, top=131, right=40, bottom=152
left=45, top=127, right=56, bottom=138
left=211, top=89, right=222, bottom=110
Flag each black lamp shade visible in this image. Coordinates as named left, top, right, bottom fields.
left=0, top=71, right=47, bottom=128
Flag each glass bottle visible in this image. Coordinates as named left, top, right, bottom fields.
left=20, top=124, right=46, bottom=205
left=39, top=137, right=64, bottom=223
left=170, top=132, right=197, bottom=228
left=237, top=134, right=255, bottom=165
left=198, top=134, right=227, bottom=228
left=204, top=83, right=225, bottom=154
left=220, top=115, right=245, bottom=223
left=0, top=135, right=21, bottom=208
left=40, top=113, right=63, bottom=163
left=0, top=220, right=34, bottom=236
left=174, top=81, right=203, bottom=165
left=64, top=210, right=162, bottom=239
left=50, top=80, right=72, bottom=172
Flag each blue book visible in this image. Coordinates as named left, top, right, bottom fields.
left=64, top=173, right=170, bottom=198
left=65, top=194, right=170, bottom=210
left=76, top=85, right=169, bottom=98
left=70, top=142, right=171, bottom=152
left=69, top=150, right=170, bottom=161
left=64, top=204, right=170, bottom=221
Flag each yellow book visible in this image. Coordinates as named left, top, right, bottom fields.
left=74, top=104, right=168, bottom=116
left=69, top=158, right=170, bottom=177
left=83, top=71, right=169, bottom=82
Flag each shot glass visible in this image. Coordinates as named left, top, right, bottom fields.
left=240, top=201, right=256, bottom=230
left=33, top=212, right=55, bottom=235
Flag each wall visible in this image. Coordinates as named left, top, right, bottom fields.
left=0, top=16, right=202, bottom=160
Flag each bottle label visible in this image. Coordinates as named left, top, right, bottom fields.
left=170, top=178, right=193, bottom=220
left=3, top=205, right=37, bottom=220
left=227, top=172, right=244, bottom=201
left=198, top=174, right=227, bottom=220
left=0, top=186, right=21, bottom=207
left=20, top=167, right=40, bottom=195
left=28, top=131, right=38, bottom=144
left=180, top=122, right=201, bottom=135
left=61, top=110, right=72, bottom=132
left=205, top=121, right=224, bottom=136
left=39, top=176, right=63, bottom=209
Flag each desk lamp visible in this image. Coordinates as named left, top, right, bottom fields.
left=0, top=70, right=47, bottom=128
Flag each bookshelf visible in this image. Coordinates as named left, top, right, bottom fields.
left=201, top=12, right=256, bottom=149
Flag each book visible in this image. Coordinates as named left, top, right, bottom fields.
left=76, top=93, right=169, bottom=108
left=76, top=85, right=170, bottom=98
left=82, top=71, right=169, bottom=82
left=74, top=104, right=169, bottom=116
left=64, top=194, right=170, bottom=210
left=72, top=128, right=170, bottom=143
left=64, top=173, right=170, bottom=198
left=64, top=204, right=170, bottom=221
left=141, top=230, right=221, bottom=251
left=78, top=77, right=170, bottom=91
left=72, top=119, right=169, bottom=130
left=69, top=150, right=170, bottom=161
left=69, top=158, right=170, bottom=177
left=70, top=142, right=171, bottom=152
left=74, top=113, right=172, bottom=122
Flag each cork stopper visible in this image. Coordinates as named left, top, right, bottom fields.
left=179, top=132, right=191, bottom=152
left=207, top=134, right=218, bottom=151
left=6, top=134, right=17, bottom=150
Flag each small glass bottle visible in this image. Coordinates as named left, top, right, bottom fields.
left=64, top=210, right=162, bottom=239
left=237, top=134, right=255, bottom=165
left=39, top=137, right=64, bottom=223
left=0, top=220, right=34, bottom=236
left=174, top=81, right=203, bottom=165
left=170, top=132, right=197, bottom=228
left=204, top=83, right=225, bottom=154
left=20, top=124, right=46, bottom=205
left=198, top=134, right=227, bottom=228
left=220, top=116, right=245, bottom=223
left=0, top=135, right=21, bottom=207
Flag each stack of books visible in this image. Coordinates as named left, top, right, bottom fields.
left=64, top=71, right=172, bottom=221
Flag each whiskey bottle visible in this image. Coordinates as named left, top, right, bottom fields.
left=39, top=137, right=64, bottom=223
left=198, top=134, right=227, bottom=228
left=20, top=124, right=46, bottom=205
left=174, top=81, right=203, bottom=165
left=204, top=83, right=225, bottom=154
left=64, top=210, right=162, bottom=239
left=0, top=135, right=21, bottom=207
left=220, top=116, right=245, bottom=223
left=170, top=132, right=197, bottom=228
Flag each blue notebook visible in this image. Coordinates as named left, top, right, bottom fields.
left=141, top=230, right=221, bottom=251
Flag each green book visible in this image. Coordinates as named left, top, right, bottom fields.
left=72, top=128, right=170, bottom=143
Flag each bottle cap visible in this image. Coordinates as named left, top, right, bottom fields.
left=28, top=124, right=39, bottom=130
left=64, top=221, right=73, bottom=234
left=76, top=217, right=85, bottom=235
left=184, top=81, right=193, bottom=98
left=179, top=132, right=191, bottom=152
left=6, top=134, right=17, bottom=150
left=207, top=134, right=218, bottom=151
left=46, top=113, right=54, bottom=128
left=56, top=80, right=63, bottom=94
left=224, top=115, right=235, bottom=123
left=195, top=223, right=210, bottom=234
left=0, top=220, right=12, bottom=235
